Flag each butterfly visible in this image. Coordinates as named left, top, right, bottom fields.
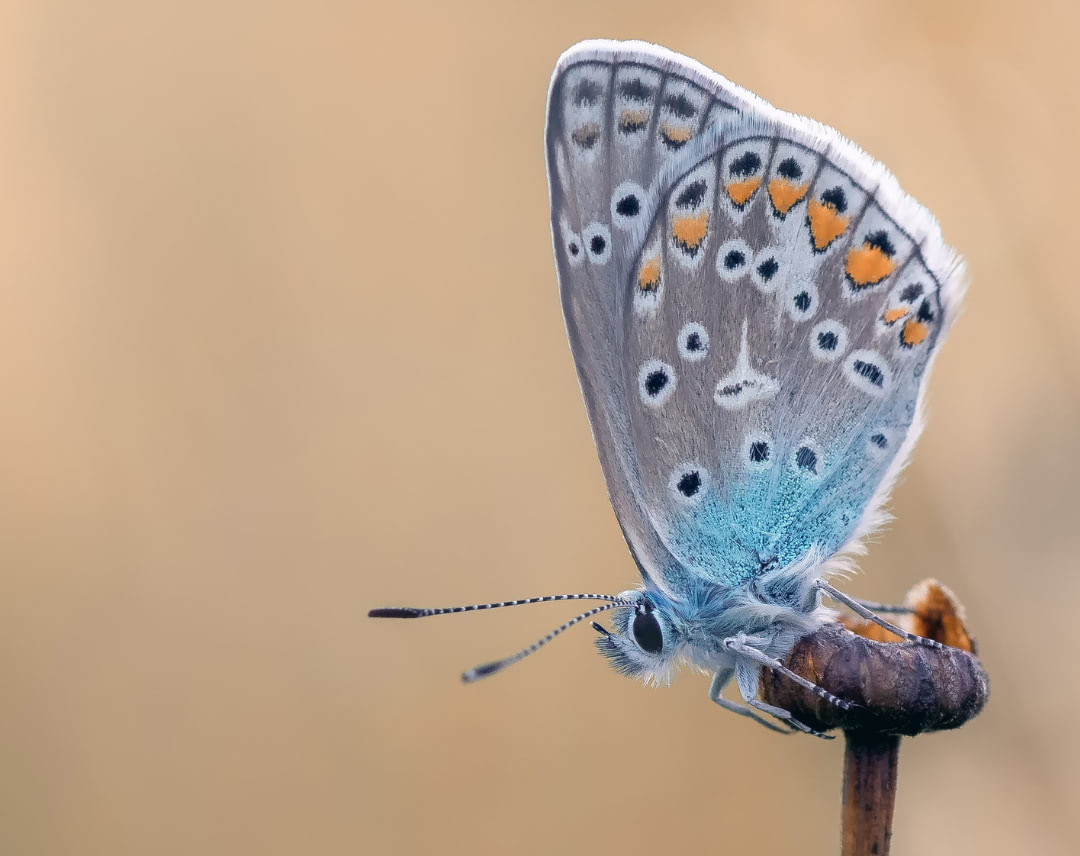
left=370, top=40, right=965, bottom=738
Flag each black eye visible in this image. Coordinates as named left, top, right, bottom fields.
left=631, top=611, right=663, bottom=654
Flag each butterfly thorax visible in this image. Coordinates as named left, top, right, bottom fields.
left=597, top=552, right=834, bottom=681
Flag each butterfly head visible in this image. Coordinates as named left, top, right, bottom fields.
left=369, top=589, right=691, bottom=684
left=591, top=589, right=683, bottom=683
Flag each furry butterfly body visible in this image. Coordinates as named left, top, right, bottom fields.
left=372, top=40, right=964, bottom=737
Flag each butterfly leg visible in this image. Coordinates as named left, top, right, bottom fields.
left=731, top=658, right=834, bottom=740
left=708, top=668, right=792, bottom=735
left=725, top=636, right=860, bottom=712
left=745, top=699, right=833, bottom=739
left=850, top=596, right=914, bottom=614
left=817, top=581, right=945, bottom=650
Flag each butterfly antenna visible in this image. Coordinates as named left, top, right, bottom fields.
left=368, top=593, right=623, bottom=619
left=461, top=600, right=630, bottom=683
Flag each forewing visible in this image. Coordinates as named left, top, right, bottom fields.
left=546, top=47, right=722, bottom=591
left=546, top=42, right=965, bottom=593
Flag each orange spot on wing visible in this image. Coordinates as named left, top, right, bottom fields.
left=659, top=123, right=693, bottom=146
left=725, top=178, right=761, bottom=207
left=882, top=307, right=909, bottom=325
left=846, top=245, right=896, bottom=287
left=618, top=109, right=649, bottom=132
left=672, top=212, right=709, bottom=252
left=571, top=123, right=600, bottom=148
left=660, top=124, right=691, bottom=142
left=767, top=179, right=810, bottom=215
left=902, top=319, right=929, bottom=346
left=638, top=257, right=661, bottom=292
left=807, top=198, right=850, bottom=250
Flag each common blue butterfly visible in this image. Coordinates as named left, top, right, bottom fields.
left=370, top=40, right=965, bottom=738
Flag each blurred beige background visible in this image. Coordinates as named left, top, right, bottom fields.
left=0, top=1, right=1076, bottom=853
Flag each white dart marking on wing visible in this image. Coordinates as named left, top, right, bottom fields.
left=713, top=321, right=780, bottom=410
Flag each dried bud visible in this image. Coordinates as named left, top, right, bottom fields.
left=760, top=580, right=988, bottom=736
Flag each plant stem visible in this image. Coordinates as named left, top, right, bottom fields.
left=842, top=731, right=901, bottom=856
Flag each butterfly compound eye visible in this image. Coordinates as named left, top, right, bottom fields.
left=631, top=610, right=664, bottom=654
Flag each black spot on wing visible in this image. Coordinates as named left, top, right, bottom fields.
left=619, top=78, right=653, bottom=102
left=676, top=471, right=702, bottom=497
left=778, top=158, right=803, bottom=180
left=795, top=446, right=818, bottom=474
left=817, top=331, right=838, bottom=351
left=663, top=92, right=696, bottom=119
left=645, top=370, right=669, bottom=397
left=572, top=79, right=602, bottom=106
left=675, top=180, right=708, bottom=209
left=730, top=151, right=762, bottom=177
left=900, top=283, right=924, bottom=303
left=821, top=186, right=848, bottom=212
left=865, top=230, right=897, bottom=257
left=853, top=359, right=885, bottom=387
left=616, top=194, right=640, bottom=217
left=756, top=258, right=779, bottom=282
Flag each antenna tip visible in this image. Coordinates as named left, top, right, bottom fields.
left=369, top=607, right=424, bottom=618
left=462, top=660, right=506, bottom=683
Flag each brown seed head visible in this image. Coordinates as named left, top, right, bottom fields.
left=760, top=580, right=989, bottom=736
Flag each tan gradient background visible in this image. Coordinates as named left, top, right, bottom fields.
left=1, top=1, right=1077, bottom=854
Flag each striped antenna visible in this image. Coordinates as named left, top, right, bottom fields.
left=368, top=593, right=623, bottom=619
left=461, top=600, right=630, bottom=683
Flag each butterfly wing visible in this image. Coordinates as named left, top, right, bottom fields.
left=545, top=46, right=698, bottom=592
left=546, top=41, right=965, bottom=596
